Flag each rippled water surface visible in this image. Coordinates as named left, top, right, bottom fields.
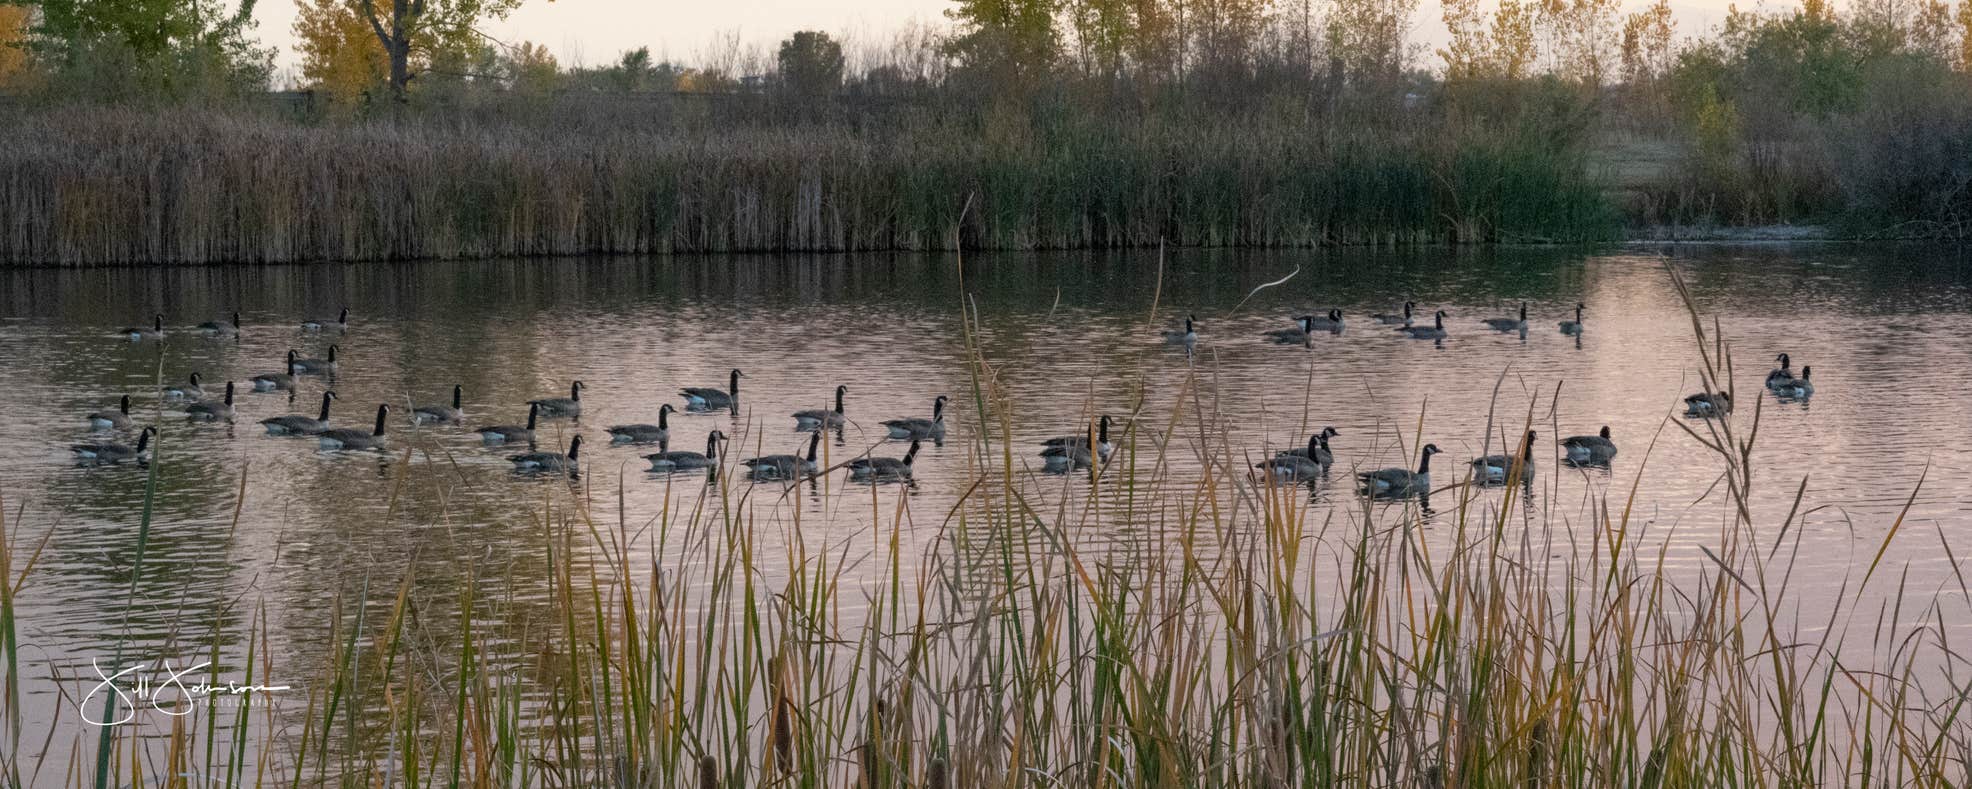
left=6, top=244, right=1972, bottom=767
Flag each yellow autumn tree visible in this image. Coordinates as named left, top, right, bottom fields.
left=1620, top=0, right=1674, bottom=84
left=0, top=3, right=30, bottom=89
left=293, top=0, right=387, bottom=102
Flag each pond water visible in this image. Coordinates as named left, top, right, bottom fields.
left=4, top=244, right=1972, bottom=773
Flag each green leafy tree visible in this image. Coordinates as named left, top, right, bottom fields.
left=776, top=30, right=843, bottom=95
left=945, top=0, right=1060, bottom=86
left=28, top=0, right=272, bottom=94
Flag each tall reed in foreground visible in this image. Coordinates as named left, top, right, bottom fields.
left=3, top=264, right=1966, bottom=787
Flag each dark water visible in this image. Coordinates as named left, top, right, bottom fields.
left=6, top=244, right=1972, bottom=769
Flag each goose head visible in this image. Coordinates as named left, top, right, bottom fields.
left=1404, top=301, right=1415, bottom=317
left=1598, top=425, right=1611, bottom=439
left=326, top=344, right=339, bottom=362
left=1328, top=308, right=1342, bottom=322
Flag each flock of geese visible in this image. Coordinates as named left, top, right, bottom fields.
left=69, top=300, right=1816, bottom=497
left=1163, top=301, right=1814, bottom=497
left=70, top=310, right=954, bottom=483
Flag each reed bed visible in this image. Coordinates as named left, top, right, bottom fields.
left=2, top=267, right=1966, bottom=788
left=0, top=104, right=1615, bottom=265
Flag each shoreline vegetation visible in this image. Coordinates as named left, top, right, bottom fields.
left=4, top=265, right=1966, bottom=785
left=5, top=0, right=1972, bottom=264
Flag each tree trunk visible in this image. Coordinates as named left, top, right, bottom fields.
left=359, top=0, right=420, bottom=100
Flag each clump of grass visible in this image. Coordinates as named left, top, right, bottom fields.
left=6, top=265, right=1966, bottom=787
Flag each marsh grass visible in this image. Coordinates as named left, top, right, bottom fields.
left=2, top=262, right=1968, bottom=787
left=0, top=104, right=1616, bottom=265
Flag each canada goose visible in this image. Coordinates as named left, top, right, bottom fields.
left=294, top=345, right=339, bottom=375
left=163, top=372, right=205, bottom=400
left=682, top=369, right=743, bottom=411
left=1278, top=426, right=1339, bottom=467
left=607, top=404, right=675, bottom=444
left=1371, top=301, right=1416, bottom=325
left=1482, top=303, right=1528, bottom=332
left=72, top=426, right=155, bottom=465
left=1777, top=366, right=1815, bottom=398
left=318, top=404, right=390, bottom=450
left=645, top=431, right=724, bottom=471
left=87, top=395, right=133, bottom=430
left=1304, top=309, right=1345, bottom=331
left=1684, top=391, right=1732, bottom=417
left=476, top=403, right=541, bottom=444
left=1042, top=415, right=1114, bottom=460
left=1764, top=354, right=1794, bottom=389
left=1264, top=316, right=1317, bottom=344
left=882, top=396, right=949, bottom=440
left=1469, top=431, right=1536, bottom=485
left=1398, top=311, right=1449, bottom=339
left=1040, top=443, right=1097, bottom=472
left=529, top=380, right=584, bottom=418
left=413, top=385, right=465, bottom=424
left=792, top=385, right=848, bottom=431
left=510, top=435, right=583, bottom=474
left=848, top=439, right=921, bottom=481
left=1559, top=303, right=1585, bottom=335
left=262, top=391, right=336, bottom=436
left=197, top=312, right=242, bottom=337
left=1162, top=315, right=1198, bottom=345
left=252, top=351, right=299, bottom=392
left=302, top=307, right=348, bottom=332
left=1256, top=429, right=1337, bottom=481
left=1560, top=426, right=1617, bottom=466
left=1357, top=444, right=1441, bottom=497
left=744, top=432, right=823, bottom=479
left=119, top=314, right=164, bottom=341
left=184, top=381, right=237, bottom=421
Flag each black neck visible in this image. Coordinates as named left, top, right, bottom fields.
left=1417, top=452, right=1433, bottom=474
left=136, top=430, right=152, bottom=452
left=730, top=372, right=741, bottom=396
left=318, top=393, right=333, bottom=421
left=806, top=432, right=821, bottom=461
left=452, top=386, right=462, bottom=408
left=224, top=383, right=235, bottom=405
left=658, top=407, right=670, bottom=429
left=372, top=407, right=388, bottom=436
left=526, top=407, right=538, bottom=430
left=568, top=437, right=582, bottom=461
left=903, top=442, right=921, bottom=465
left=706, top=434, right=721, bottom=459
left=834, top=388, right=844, bottom=413
left=1307, top=434, right=1321, bottom=455
left=120, top=396, right=130, bottom=414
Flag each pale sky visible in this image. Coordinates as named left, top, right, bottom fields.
left=251, top=0, right=1734, bottom=85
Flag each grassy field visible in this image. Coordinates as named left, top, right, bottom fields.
left=1, top=265, right=1964, bottom=787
